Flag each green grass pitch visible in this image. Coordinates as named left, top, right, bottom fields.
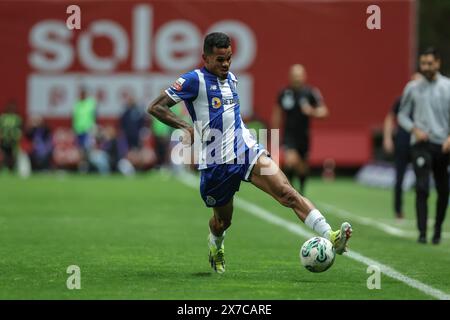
left=0, top=171, right=449, bottom=299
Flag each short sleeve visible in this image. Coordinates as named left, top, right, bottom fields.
left=165, top=71, right=199, bottom=103
left=277, top=90, right=284, bottom=106
left=309, top=87, right=323, bottom=106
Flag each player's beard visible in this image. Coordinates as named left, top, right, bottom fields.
left=220, top=68, right=229, bottom=79
left=422, top=70, right=437, bottom=81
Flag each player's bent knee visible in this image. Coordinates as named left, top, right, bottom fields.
left=222, top=220, right=232, bottom=230
left=216, top=218, right=231, bottom=231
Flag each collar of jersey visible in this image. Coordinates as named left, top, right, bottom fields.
left=201, top=67, right=228, bottom=82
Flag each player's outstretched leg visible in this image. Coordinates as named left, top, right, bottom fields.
left=208, top=200, right=233, bottom=273
left=250, top=154, right=352, bottom=254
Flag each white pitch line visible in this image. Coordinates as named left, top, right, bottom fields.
left=177, top=173, right=450, bottom=300
left=319, top=202, right=450, bottom=238
left=319, top=202, right=414, bottom=238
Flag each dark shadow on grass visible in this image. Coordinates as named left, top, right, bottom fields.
left=191, top=272, right=212, bottom=277
left=293, top=279, right=331, bottom=283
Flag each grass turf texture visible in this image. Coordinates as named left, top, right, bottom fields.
left=0, top=171, right=449, bottom=299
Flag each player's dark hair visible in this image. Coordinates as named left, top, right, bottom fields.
left=420, top=47, right=441, bottom=60
left=203, top=32, right=231, bottom=55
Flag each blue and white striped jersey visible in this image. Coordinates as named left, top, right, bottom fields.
left=165, top=67, right=257, bottom=170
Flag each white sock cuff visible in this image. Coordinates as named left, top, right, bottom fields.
left=305, top=209, right=331, bottom=238
left=305, top=209, right=323, bottom=227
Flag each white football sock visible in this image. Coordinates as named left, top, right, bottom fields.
left=209, top=230, right=225, bottom=248
left=304, top=209, right=332, bottom=239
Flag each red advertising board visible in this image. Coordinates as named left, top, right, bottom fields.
left=0, top=0, right=416, bottom=166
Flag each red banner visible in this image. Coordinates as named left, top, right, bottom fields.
left=0, top=0, right=415, bottom=166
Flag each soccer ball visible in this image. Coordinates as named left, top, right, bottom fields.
left=300, top=237, right=336, bottom=273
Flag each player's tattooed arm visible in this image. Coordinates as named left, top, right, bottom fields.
left=147, top=93, right=194, bottom=142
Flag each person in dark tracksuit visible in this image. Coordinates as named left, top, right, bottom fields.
left=272, top=64, right=329, bottom=195
left=383, top=97, right=411, bottom=219
left=398, top=48, right=450, bottom=244
left=383, top=73, right=422, bottom=220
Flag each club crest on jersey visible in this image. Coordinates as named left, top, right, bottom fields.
left=171, top=77, right=186, bottom=92
left=282, top=94, right=295, bottom=110
left=206, top=196, right=216, bottom=206
left=211, top=97, right=222, bottom=109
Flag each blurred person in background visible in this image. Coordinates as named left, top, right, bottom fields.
left=72, top=87, right=97, bottom=172
left=99, top=125, right=121, bottom=173
left=0, top=101, right=23, bottom=172
left=272, top=64, right=329, bottom=195
left=94, top=124, right=135, bottom=176
left=89, top=124, right=134, bottom=176
left=119, top=96, right=158, bottom=175
left=398, top=48, right=450, bottom=244
left=51, top=128, right=82, bottom=171
left=126, top=126, right=157, bottom=172
left=152, top=111, right=171, bottom=169
left=383, top=72, right=422, bottom=220
left=88, top=125, right=113, bottom=175
left=151, top=102, right=185, bottom=169
left=25, top=115, right=53, bottom=171
left=120, top=96, right=145, bottom=151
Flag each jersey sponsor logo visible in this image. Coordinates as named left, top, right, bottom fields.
left=222, top=98, right=236, bottom=106
left=211, top=97, right=222, bottom=109
left=209, top=84, right=217, bottom=91
left=171, top=77, right=186, bottom=91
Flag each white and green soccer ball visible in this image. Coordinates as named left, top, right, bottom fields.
left=300, top=237, right=336, bottom=273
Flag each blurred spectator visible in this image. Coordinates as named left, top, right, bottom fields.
left=88, top=125, right=137, bottom=176
left=52, top=128, right=82, bottom=170
left=152, top=115, right=171, bottom=168
left=383, top=72, right=422, bottom=220
left=99, top=125, right=121, bottom=172
left=272, top=64, right=329, bottom=195
left=151, top=102, right=185, bottom=169
left=25, top=115, right=53, bottom=171
left=322, top=158, right=336, bottom=181
left=120, top=96, right=145, bottom=150
left=0, top=101, right=23, bottom=171
left=127, top=127, right=157, bottom=171
left=88, top=126, right=112, bottom=175
left=73, top=87, right=97, bottom=172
